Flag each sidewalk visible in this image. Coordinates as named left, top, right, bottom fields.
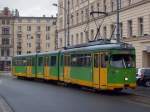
left=0, top=96, right=13, bottom=112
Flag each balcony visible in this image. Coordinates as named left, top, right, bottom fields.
left=0, top=34, right=11, bottom=38
left=0, top=44, right=13, bottom=48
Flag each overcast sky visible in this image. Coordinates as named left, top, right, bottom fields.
left=0, top=0, right=58, bottom=17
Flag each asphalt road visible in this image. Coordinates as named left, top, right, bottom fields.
left=0, top=74, right=150, bottom=112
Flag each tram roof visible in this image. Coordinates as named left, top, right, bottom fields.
left=37, top=51, right=59, bottom=55
left=14, top=51, right=59, bottom=57
left=14, top=53, right=37, bottom=57
left=62, top=43, right=134, bottom=53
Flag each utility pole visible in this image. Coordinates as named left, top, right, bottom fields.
left=116, top=0, right=120, bottom=43
left=67, top=0, right=70, bottom=47
left=64, top=1, right=67, bottom=48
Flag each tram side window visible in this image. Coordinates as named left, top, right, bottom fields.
left=38, top=57, right=43, bottom=66
left=101, top=54, right=108, bottom=68
left=71, top=54, right=91, bottom=67
left=94, top=54, right=99, bottom=68
left=16, top=58, right=26, bottom=66
left=32, top=57, right=35, bottom=66
left=85, top=54, right=91, bottom=67
left=27, top=57, right=32, bottom=66
left=51, top=56, right=56, bottom=66
left=71, top=55, right=77, bottom=66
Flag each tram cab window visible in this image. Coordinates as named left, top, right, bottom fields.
left=51, top=56, right=57, bottom=66
left=110, top=54, right=135, bottom=68
left=38, top=57, right=43, bottom=66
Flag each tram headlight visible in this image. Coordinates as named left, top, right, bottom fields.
left=125, top=77, right=128, bottom=81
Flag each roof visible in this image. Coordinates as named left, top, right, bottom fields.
left=14, top=51, right=59, bottom=57
left=14, top=53, right=37, bottom=57
left=62, top=43, right=134, bottom=53
left=38, top=51, right=59, bottom=56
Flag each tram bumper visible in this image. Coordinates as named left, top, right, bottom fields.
left=107, top=83, right=136, bottom=90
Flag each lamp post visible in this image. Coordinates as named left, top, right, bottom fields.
left=116, top=0, right=120, bottom=43
left=53, top=2, right=70, bottom=48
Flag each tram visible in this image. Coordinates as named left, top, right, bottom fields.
left=12, top=41, right=136, bottom=91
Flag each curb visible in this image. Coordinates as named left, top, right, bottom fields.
left=0, top=96, right=14, bottom=112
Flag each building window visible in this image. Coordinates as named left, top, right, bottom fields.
left=71, top=14, right=74, bottom=25
left=120, top=22, right=123, bottom=38
left=59, top=38, right=62, bottom=48
left=103, top=0, right=107, bottom=12
left=76, top=12, right=79, bottom=24
left=37, top=26, right=41, bottom=32
left=103, top=26, right=107, bottom=39
left=18, top=18, right=22, bottom=23
left=27, top=34, right=31, bottom=39
left=7, top=49, right=10, bottom=56
left=1, top=49, right=5, bottom=56
left=46, top=26, right=50, bottom=31
left=91, top=5, right=94, bottom=12
left=97, top=3, right=100, bottom=16
left=81, top=11, right=84, bottom=23
left=27, top=26, right=31, bottom=31
left=18, top=26, right=22, bottom=32
left=2, top=27, right=10, bottom=35
left=17, top=34, right=22, bottom=39
left=110, top=24, right=115, bottom=39
left=2, top=38, right=9, bottom=45
left=27, top=43, right=31, bottom=48
left=71, top=35, right=74, bottom=45
left=111, top=0, right=114, bottom=12
left=138, top=17, right=144, bottom=36
left=17, top=51, right=21, bottom=55
left=76, top=33, right=79, bottom=44
left=85, top=31, right=89, bottom=43
left=85, top=8, right=89, bottom=21
left=91, top=29, right=94, bottom=40
left=80, top=32, right=83, bottom=44
left=46, top=43, right=50, bottom=48
left=128, top=20, right=133, bottom=37
left=2, top=20, right=5, bottom=25
left=37, top=19, right=41, bottom=23
left=128, top=0, right=132, bottom=5
left=46, top=34, right=50, bottom=40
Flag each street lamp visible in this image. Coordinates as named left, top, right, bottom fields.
left=52, top=2, right=70, bottom=48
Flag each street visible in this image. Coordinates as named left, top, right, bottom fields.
left=0, top=74, right=150, bottom=112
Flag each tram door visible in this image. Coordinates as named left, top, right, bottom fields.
left=93, top=53, right=100, bottom=89
left=44, top=56, right=49, bottom=80
left=93, top=53, right=108, bottom=89
left=27, top=57, right=32, bottom=77
left=64, top=55, right=71, bottom=83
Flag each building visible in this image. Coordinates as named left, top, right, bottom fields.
left=0, top=7, right=57, bottom=71
left=0, top=7, right=14, bottom=71
left=57, top=0, right=150, bottom=68
left=13, top=16, right=57, bottom=55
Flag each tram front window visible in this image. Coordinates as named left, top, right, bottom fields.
left=110, top=54, right=135, bottom=68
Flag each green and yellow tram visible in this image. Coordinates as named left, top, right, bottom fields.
left=12, top=42, right=136, bottom=91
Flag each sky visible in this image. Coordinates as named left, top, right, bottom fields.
left=0, top=0, right=58, bottom=17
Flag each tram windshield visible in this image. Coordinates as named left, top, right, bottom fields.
left=110, top=54, right=135, bottom=68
